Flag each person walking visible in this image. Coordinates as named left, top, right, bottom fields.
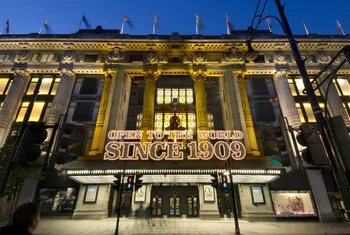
left=0, top=202, right=40, bottom=235
left=145, top=204, right=155, bottom=226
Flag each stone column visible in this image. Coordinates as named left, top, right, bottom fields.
left=237, top=73, right=259, bottom=155
left=318, top=70, right=350, bottom=127
left=0, top=70, right=30, bottom=147
left=90, top=72, right=112, bottom=155
left=191, top=70, right=209, bottom=142
left=141, top=69, right=160, bottom=143
left=273, top=69, right=302, bottom=129
left=46, top=69, right=76, bottom=125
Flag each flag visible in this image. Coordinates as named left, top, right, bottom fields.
left=154, top=14, right=160, bottom=29
left=302, top=19, right=309, bottom=35
left=196, top=15, right=204, bottom=30
left=336, top=19, right=345, bottom=35
left=266, top=17, right=272, bottom=32
left=39, top=20, right=49, bottom=34
left=225, top=14, right=233, bottom=33
left=124, top=13, right=133, bottom=28
left=5, top=19, right=9, bottom=34
left=82, top=13, right=91, bottom=29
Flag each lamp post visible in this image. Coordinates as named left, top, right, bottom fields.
left=225, top=159, right=240, bottom=235
left=248, top=0, right=350, bottom=218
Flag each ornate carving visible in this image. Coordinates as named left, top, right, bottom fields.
left=145, top=50, right=158, bottom=64
left=18, top=49, right=29, bottom=61
left=274, top=69, right=288, bottom=83
left=193, top=51, right=205, bottom=63
left=60, top=68, right=75, bottom=81
left=190, top=69, right=207, bottom=81
left=144, top=68, right=161, bottom=81
left=318, top=49, right=328, bottom=62
left=61, top=49, right=74, bottom=63
left=275, top=49, right=285, bottom=61
left=13, top=69, right=30, bottom=82
left=108, top=47, right=125, bottom=61
left=225, top=47, right=242, bottom=62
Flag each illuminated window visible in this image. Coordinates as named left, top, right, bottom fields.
left=5, top=80, right=12, bottom=95
left=0, top=54, right=11, bottom=62
left=295, top=78, right=320, bottom=96
left=303, top=103, right=324, bottom=123
left=50, top=78, right=60, bottom=95
left=207, top=113, right=214, bottom=130
left=337, top=79, right=350, bottom=96
left=153, top=112, right=196, bottom=133
left=31, top=54, right=38, bottom=62
left=39, top=78, right=53, bottom=94
left=157, top=88, right=194, bottom=105
left=0, top=78, right=9, bottom=94
left=26, top=78, right=39, bottom=95
left=40, top=53, right=54, bottom=62
left=343, top=103, right=350, bottom=119
left=136, top=113, right=143, bottom=130
left=16, top=102, right=45, bottom=122
left=13, top=55, right=19, bottom=62
left=295, top=103, right=305, bottom=123
left=288, top=79, right=297, bottom=96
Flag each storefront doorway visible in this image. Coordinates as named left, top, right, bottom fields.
left=151, top=185, right=199, bottom=218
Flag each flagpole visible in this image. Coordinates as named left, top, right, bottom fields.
left=78, top=13, right=84, bottom=31
left=226, top=21, right=230, bottom=34
left=302, top=19, right=309, bottom=35
left=153, top=18, right=155, bottom=35
left=266, top=18, right=272, bottom=33
left=121, top=20, right=125, bottom=34
left=337, top=19, right=345, bottom=36
left=0, top=19, right=8, bottom=35
left=196, top=18, right=198, bottom=35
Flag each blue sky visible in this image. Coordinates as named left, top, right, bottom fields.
left=0, top=0, right=349, bottom=35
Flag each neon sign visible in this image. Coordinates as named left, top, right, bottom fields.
left=104, top=130, right=246, bottom=161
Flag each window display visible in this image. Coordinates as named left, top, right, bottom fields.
left=36, top=188, right=77, bottom=213
left=271, top=191, right=317, bottom=217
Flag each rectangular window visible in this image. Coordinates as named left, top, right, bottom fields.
left=0, top=78, right=9, bottom=94
left=26, top=78, right=39, bottom=95
left=337, top=78, right=350, bottom=96
left=251, top=78, right=269, bottom=96
left=157, top=88, right=194, bottom=105
left=303, top=103, right=324, bottom=123
left=73, top=102, right=94, bottom=121
left=39, top=78, right=53, bottom=94
left=5, top=81, right=12, bottom=95
left=84, top=55, right=98, bottom=62
left=207, top=113, right=214, bottom=130
left=255, top=102, right=275, bottom=122
left=50, top=78, right=60, bottom=95
left=295, top=103, right=305, bottom=123
left=31, top=54, right=38, bottom=62
left=40, top=53, right=54, bottom=62
left=0, top=54, right=11, bottom=62
left=285, top=55, right=292, bottom=63
left=13, top=55, right=19, bottom=62
left=266, top=55, right=274, bottom=63
left=16, top=102, right=45, bottom=122
left=80, top=77, right=98, bottom=95
left=309, top=55, right=317, bottom=63
left=295, top=79, right=305, bottom=96
left=288, top=79, right=297, bottom=96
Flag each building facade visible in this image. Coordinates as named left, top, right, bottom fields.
left=0, top=28, right=349, bottom=221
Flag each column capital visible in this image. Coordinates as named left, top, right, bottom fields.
left=274, top=69, right=289, bottom=82
left=60, top=68, right=75, bottom=80
left=13, top=69, right=30, bottom=82
left=190, top=69, right=207, bottom=81
left=235, top=71, right=245, bottom=81
left=143, top=68, right=161, bottom=81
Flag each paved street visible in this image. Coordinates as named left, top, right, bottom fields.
left=29, top=218, right=350, bottom=235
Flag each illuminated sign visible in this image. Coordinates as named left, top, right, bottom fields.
left=104, top=130, right=246, bottom=161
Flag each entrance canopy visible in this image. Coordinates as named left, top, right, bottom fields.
left=67, top=168, right=282, bottom=184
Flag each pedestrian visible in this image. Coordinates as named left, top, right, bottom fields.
left=0, top=202, right=40, bottom=235
left=145, top=204, right=155, bottom=226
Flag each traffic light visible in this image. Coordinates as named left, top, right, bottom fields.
left=296, top=123, right=328, bottom=165
left=210, top=173, right=219, bottom=189
left=113, top=175, right=122, bottom=191
left=263, top=117, right=291, bottom=167
left=126, top=176, right=134, bottom=191
left=135, top=175, right=143, bottom=191
left=221, top=175, right=229, bottom=190
left=56, top=123, right=85, bottom=165
left=328, top=115, right=350, bottom=171
left=14, top=122, right=48, bottom=164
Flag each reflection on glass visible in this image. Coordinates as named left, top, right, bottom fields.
left=0, top=78, right=9, bottom=94
left=36, top=188, right=77, bottom=212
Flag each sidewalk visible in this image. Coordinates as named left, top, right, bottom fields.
left=33, top=217, right=350, bottom=235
